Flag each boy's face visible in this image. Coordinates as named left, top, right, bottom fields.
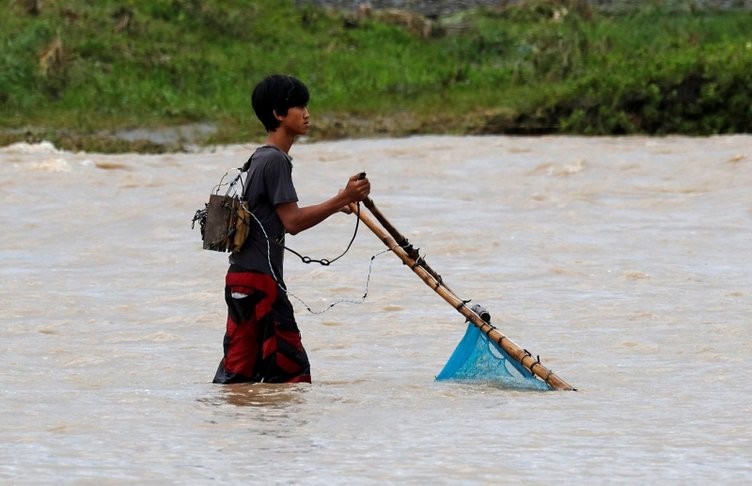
left=277, top=105, right=310, bottom=136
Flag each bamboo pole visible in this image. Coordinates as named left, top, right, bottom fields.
left=350, top=200, right=576, bottom=391
left=362, top=197, right=450, bottom=291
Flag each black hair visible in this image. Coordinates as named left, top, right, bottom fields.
left=251, top=74, right=310, bottom=132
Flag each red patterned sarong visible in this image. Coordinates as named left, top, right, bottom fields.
left=212, top=268, right=311, bottom=384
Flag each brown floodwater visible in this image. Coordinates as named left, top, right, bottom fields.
left=1, top=135, right=750, bottom=482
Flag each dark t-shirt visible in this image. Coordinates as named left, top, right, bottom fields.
left=229, top=145, right=298, bottom=280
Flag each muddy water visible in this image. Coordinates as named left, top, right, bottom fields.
left=1, top=135, right=750, bottom=483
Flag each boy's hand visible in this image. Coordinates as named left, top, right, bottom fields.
left=339, top=172, right=370, bottom=213
left=344, top=172, right=371, bottom=202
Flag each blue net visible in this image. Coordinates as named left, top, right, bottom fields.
left=436, top=322, right=552, bottom=391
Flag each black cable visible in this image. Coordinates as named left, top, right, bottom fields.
left=283, top=202, right=361, bottom=266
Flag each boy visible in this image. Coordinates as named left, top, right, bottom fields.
left=213, top=75, right=370, bottom=384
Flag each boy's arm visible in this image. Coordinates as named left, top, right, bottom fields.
left=276, top=173, right=370, bottom=235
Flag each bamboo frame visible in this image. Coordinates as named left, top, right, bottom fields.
left=351, top=199, right=576, bottom=391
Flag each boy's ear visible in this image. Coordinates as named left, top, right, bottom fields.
left=273, top=109, right=284, bottom=121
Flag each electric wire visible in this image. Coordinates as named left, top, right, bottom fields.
left=219, top=166, right=382, bottom=314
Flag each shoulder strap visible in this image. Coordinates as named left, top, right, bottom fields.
left=240, top=153, right=254, bottom=172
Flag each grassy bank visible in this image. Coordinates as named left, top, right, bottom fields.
left=1, top=0, right=751, bottom=152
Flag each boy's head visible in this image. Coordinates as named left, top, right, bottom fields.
left=251, top=75, right=310, bottom=132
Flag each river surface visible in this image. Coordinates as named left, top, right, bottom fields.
left=1, top=135, right=750, bottom=483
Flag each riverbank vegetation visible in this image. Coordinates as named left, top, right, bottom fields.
left=1, top=0, right=750, bottom=152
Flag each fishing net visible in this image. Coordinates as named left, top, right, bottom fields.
left=436, top=321, right=552, bottom=391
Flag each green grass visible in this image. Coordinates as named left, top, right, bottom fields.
left=1, top=0, right=751, bottom=152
